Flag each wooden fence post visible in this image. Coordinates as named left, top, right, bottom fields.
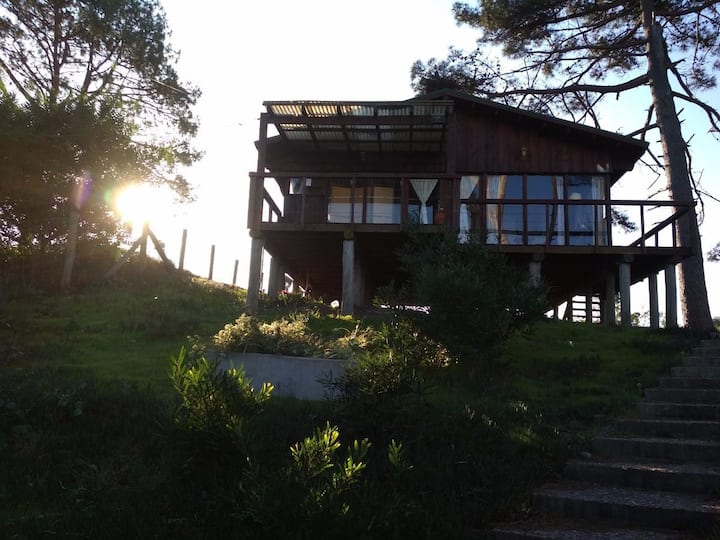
left=232, top=259, right=239, bottom=286
left=208, top=245, right=215, bottom=280
left=178, top=229, right=187, bottom=271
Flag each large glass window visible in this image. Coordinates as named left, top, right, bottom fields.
left=527, top=175, right=564, bottom=245
left=328, top=183, right=361, bottom=223
left=486, top=175, right=522, bottom=244
left=566, top=175, right=606, bottom=245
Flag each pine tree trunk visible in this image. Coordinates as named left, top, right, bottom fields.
left=642, top=0, right=714, bottom=333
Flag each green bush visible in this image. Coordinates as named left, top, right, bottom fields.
left=393, top=232, right=546, bottom=368
left=213, top=312, right=385, bottom=360
left=170, top=347, right=273, bottom=438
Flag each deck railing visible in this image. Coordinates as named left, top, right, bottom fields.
left=249, top=173, right=693, bottom=250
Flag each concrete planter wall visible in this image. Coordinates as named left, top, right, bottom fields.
left=215, top=352, right=346, bottom=401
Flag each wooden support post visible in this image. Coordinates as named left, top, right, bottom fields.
left=140, top=221, right=149, bottom=260
left=147, top=228, right=174, bottom=270
left=267, top=257, right=284, bottom=297
left=246, top=235, right=264, bottom=314
left=665, top=263, right=678, bottom=329
left=553, top=305, right=559, bottom=320
left=232, top=259, right=239, bottom=287
left=353, top=258, right=364, bottom=309
left=602, top=270, right=616, bottom=326
left=619, top=262, right=632, bottom=327
left=529, top=260, right=542, bottom=287
left=649, top=273, right=660, bottom=329
left=341, top=234, right=354, bottom=316
left=208, top=244, right=215, bottom=280
left=585, top=292, right=593, bottom=324
left=178, top=229, right=187, bottom=271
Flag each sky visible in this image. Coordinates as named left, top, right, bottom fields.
left=143, top=0, right=720, bottom=321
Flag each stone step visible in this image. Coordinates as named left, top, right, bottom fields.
left=493, top=518, right=698, bottom=539
left=591, top=436, right=720, bottom=463
left=659, top=376, right=720, bottom=389
left=614, top=418, right=720, bottom=440
left=639, top=401, right=720, bottom=420
left=645, top=387, right=720, bottom=403
left=671, top=365, right=720, bottom=378
left=564, top=459, right=720, bottom=494
left=683, top=356, right=720, bottom=367
left=533, top=482, right=720, bottom=532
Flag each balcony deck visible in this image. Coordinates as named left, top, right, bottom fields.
left=252, top=173, right=693, bottom=305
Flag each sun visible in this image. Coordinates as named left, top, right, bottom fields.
left=115, top=183, right=174, bottom=232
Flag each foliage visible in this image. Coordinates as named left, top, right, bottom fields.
left=413, top=0, right=718, bottom=331
left=708, top=242, right=720, bottom=262
left=213, top=312, right=385, bottom=360
left=391, top=232, right=546, bottom=367
left=1, top=274, right=698, bottom=538
left=170, top=347, right=272, bottom=439
left=0, top=0, right=199, bottom=286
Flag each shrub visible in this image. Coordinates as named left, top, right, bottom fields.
left=170, top=347, right=273, bottom=438
left=393, top=232, right=546, bottom=368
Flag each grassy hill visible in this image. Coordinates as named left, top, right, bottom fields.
left=0, top=261, right=698, bottom=538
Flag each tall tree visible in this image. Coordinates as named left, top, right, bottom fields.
left=0, top=0, right=199, bottom=288
left=413, top=0, right=719, bottom=332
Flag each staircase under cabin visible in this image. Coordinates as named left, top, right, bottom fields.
left=493, top=339, right=720, bottom=539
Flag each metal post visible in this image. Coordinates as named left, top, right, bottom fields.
left=232, top=259, right=239, bottom=287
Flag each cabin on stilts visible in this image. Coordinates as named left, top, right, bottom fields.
left=246, top=90, right=694, bottom=327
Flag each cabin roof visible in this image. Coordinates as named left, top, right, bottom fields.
left=262, top=99, right=453, bottom=153
left=261, top=91, right=647, bottom=162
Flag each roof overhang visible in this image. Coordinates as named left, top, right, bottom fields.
left=262, top=100, right=454, bottom=153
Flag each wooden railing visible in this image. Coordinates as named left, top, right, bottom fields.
left=249, top=173, right=694, bottom=250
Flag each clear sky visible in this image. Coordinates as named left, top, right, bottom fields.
left=147, top=0, right=720, bottom=320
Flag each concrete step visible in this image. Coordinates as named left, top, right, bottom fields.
left=672, top=366, right=720, bottom=378
left=591, top=436, right=720, bottom=463
left=683, top=356, right=720, bottom=367
left=564, top=459, right=720, bottom=494
left=659, top=376, right=720, bottom=389
left=533, top=482, right=720, bottom=532
left=614, top=418, right=720, bottom=440
left=639, top=401, right=720, bottom=421
left=645, top=387, right=720, bottom=403
left=493, top=518, right=698, bottom=539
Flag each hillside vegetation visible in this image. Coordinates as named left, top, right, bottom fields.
left=0, top=260, right=696, bottom=538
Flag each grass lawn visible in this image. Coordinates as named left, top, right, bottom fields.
left=0, top=264, right=699, bottom=538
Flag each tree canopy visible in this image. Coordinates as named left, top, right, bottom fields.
left=0, top=0, right=199, bottom=285
left=413, top=0, right=719, bottom=331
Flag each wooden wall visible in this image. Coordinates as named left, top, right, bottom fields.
left=453, top=108, right=636, bottom=176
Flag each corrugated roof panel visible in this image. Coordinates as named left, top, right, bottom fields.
left=270, top=103, right=303, bottom=116
left=314, top=130, right=343, bottom=141
left=346, top=130, right=377, bottom=142
left=304, top=103, right=338, bottom=117
left=339, top=104, right=374, bottom=116
left=377, top=106, right=412, bottom=116
left=284, top=130, right=312, bottom=141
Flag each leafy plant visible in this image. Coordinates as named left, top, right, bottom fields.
left=170, top=347, right=273, bottom=438
left=393, top=232, right=546, bottom=369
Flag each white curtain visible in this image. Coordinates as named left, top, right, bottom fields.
left=410, top=178, right=437, bottom=224
left=458, top=176, right=479, bottom=242
left=486, top=175, right=506, bottom=243
left=592, top=176, right=606, bottom=245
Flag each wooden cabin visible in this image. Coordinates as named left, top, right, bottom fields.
left=246, top=90, right=693, bottom=326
